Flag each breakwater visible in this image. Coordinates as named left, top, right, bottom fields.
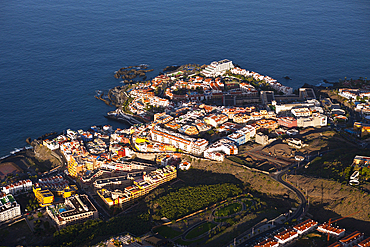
left=105, top=109, right=143, bottom=125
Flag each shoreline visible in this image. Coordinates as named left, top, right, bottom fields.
left=0, top=146, right=33, bottom=162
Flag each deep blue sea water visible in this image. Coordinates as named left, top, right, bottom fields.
left=1, top=0, right=369, bottom=157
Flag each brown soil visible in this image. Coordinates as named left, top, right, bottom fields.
left=289, top=174, right=370, bottom=234
left=0, top=162, right=22, bottom=179
left=185, top=158, right=297, bottom=201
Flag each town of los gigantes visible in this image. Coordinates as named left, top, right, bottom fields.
left=2, top=60, right=370, bottom=247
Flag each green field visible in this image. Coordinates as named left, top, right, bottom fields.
left=242, top=198, right=253, bottom=208
left=153, top=225, right=182, bottom=239
left=185, top=222, right=217, bottom=240
left=214, top=202, right=242, bottom=217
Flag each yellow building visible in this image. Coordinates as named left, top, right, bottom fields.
left=135, top=138, right=148, bottom=144
left=354, top=122, right=370, bottom=137
left=33, top=187, right=54, bottom=207
left=55, top=185, right=78, bottom=198
left=97, top=166, right=177, bottom=208
left=67, top=156, right=83, bottom=177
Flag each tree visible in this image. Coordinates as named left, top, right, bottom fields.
left=37, top=212, right=43, bottom=218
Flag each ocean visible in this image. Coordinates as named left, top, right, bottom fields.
left=0, top=0, right=369, bottom=157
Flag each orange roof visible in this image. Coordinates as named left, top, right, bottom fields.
left=327, top=242, right=342, bottom=247
left=339, top=231, right=363, bottom=244
left=293, top=219, right=318, bottom=232
left=274, top=228, right=298, bottom=241
left=358, top=237, right=370, bottom=247
left=254, top=238, right=278, bottom=247
left=317, top=223, right=345, bottom=234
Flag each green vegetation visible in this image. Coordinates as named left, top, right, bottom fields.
left=153, top=225, right=182, bottom=239
left=53, top=214, right=151, bottom=247
left=304, top=148, right=370, bottom=182
left=186, top=222, right=217, bottom=239
left=214, top=203, right=242, bottom=217
left=242, top=198, right=253, bottom=208
left=26, top=198, right=39, bottom=212
left=227, top=156, right=252, bottom=167
left=151, top=183, right=242, bottom=220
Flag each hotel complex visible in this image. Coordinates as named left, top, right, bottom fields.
left=97, top=165, right=177, bottom=207
left=46, top=194, right=98, bottom=229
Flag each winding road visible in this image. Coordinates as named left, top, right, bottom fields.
left=228, top=161, right=308, bottom=247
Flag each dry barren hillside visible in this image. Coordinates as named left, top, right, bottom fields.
left=188, top=157, right=298, bottom=200
left=289, top=174, right=370, bottom=234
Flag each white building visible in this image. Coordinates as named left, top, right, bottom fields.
left=204, top=151, right=224, bottom=161
left=239, top=125, right=256, bottom=138
left=0, top=194, right=21, bottom=222
left=338, top=88, right=359, bottom=100
left=150, top=126, right=208, bottom=155
left=317, top=223, right=345, bottom=238
left=272, top=100, right=319, bottom=114
left=293, top=219, right=318, bottom=235
left=46, top=194, right=98, bottom=229
left=204, top=114, right=228, bottom=127
left=179, top=161, right=191, bottom=170
left=204, top=138, right=238, bottom=157
left=201, top=59, right=234, bottom=77
left=291, top=107, right=312, bottom=117
left=297, top=113, right=327, bottom=128
left=2, top=180, right=32, bottom=195
left=255, top=133, right=274, bottom=146
left=274, top=228, right=299, bottom=245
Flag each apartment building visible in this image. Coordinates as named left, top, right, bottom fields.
left=97, top=166, right=177, bottom=207
left=291, top=107, right=312, bottom=117
left=358, top=236, right=370, bottom=247
left=0, top=193, right=21, bottom=222
left=274, top=228, right=299, bottom=245
left=254, top=238, right=279, bottom=247
left=296, top=113, right=327, bottom=128
left=37, top=175, right=78, bottom=198
left=293, top=219, right=318, bottom=235
left=150, top=126, right=208, bottom=154
left=317, top=222, right=345, bottom=238
left=33, top=186, right=54, bottom=207
left=1, top=179, right=32, bottom=195
left=339, top=231, right=364, bottom=247
left=201, top=59, right=234, bottom=77
left=354, top=122, right=370, bottom=137
left=338, top=88, right=360, bottom=100
left=204, top=138, right=238, bottom=158
left=204, top=113, right=228, bottom=127
left=233, top=113, right=250, bottom=123
left=278, top=116, right=297, bottom=128
left=227, top=132, right=247, bottom=146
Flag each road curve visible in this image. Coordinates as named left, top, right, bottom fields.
left=271, top=168, right=307, bottom=221
left=229, top=164, right=308, bottom=247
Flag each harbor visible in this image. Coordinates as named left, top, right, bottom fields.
left=105, top=108, right=143, bottom=125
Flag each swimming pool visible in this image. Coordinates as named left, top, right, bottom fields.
left=59, top=208, right=67, bottom=213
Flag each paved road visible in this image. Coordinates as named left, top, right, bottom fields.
left=271, top=169, right=307, bottom=221
left=227, top=158, right=309, bottom=247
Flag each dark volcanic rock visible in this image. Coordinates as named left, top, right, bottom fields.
left=163, top=65, right=180, bottom=72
